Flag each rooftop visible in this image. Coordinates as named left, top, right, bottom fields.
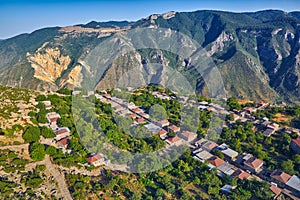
left=244, top=156, right=263, bottom=169
left=292, top=137, right=300, bottom=148
left=286, top=175, right=300, bottom=192
left=208, top=156, right=225, bottom=167
left=270, top=169, right=292, bottom=184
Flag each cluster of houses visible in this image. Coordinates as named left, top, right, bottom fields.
left=72, top=89, right=300, bottom=198
left=40, top=101, right=71, bottom=153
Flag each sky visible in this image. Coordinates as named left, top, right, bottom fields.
left=0, top=0, right=300, bottom=39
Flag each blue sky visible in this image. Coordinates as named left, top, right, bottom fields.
left=0, top=0, right=299, bottom=39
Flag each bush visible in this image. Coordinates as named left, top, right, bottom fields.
left=22, top=126, right=40, bottom=143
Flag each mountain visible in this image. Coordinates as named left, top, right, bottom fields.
left=0, top=10, right=299, bottom=103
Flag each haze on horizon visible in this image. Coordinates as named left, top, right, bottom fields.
left=0, top=0, right=299, bottom=39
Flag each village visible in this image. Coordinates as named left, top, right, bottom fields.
left=17, top=86, right=300, bottom=199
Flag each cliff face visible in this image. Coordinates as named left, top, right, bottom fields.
left=27, top=47, right=71, bottom=84
left=0, top=10, right=299, bottom=103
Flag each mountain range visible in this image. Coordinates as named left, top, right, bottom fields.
left=0, top=9, right=299, bottom=103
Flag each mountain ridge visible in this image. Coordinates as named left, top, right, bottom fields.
left=0, top=9, right=299, bottom=103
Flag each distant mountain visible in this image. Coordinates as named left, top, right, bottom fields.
left=0, top=10, right=299, bottom=103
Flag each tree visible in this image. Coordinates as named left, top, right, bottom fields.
left=227, top=97, right=242, bottom=110
left=36, top=95, right=47, bottom=101
left=36, top=109, right=48, bottom=123
left=281, top=160, right=295, bottom=174
left=45, top=146, right=57, bottom=156
left=29, top=142, right=45, bottom=161
left=41, top=126, right=55, bottom=138
left=22, top=126, right=40, bottom=143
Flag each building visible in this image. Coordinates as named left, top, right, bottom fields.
left=201, top=141, right=218, bottom=152
left=42, top=101, right=52, bottom=110
left=263, top=128, right=276, bottom=137
left=168, top=125, right=180, bottom=133
left=217, top=162, right=235, bottom=176
left=243, top=107, right=257, bottom=113
left=217, top=143, right=239, bottom=160
left=166, top=136, right=182, bottom=146
left=127, top=102, right=137, bottom=109
left=135, top=118, right=145, bottom=124
left=232, top=169, right=251, bottom=180
left=286, top=175, right=300, bottom=194
left=129, top=113, right=138, bottom=119
left=270, top=169, right=292, bottom=184
left=87, top=154, right=105, bottom=167
left=133, top=108, right=144, bottom=114
left=156, top=119, right=170, bottom=128
left=157, top=129, right=168, bottom=139
left=194, top=149, right=213, bottom=162
left=57, top=137, right=69, bottom=149
left=243, top=156, right=263, bottom=173
left=144, top=123, right=160, bottom=133
left=208, top=156, right=225, bottom=167
left=55, top=127, right=70, bottom=140
left=46, top=112, right=61, bottom=124
left=269, top=185, right=281, bottom=199
left=291, top=137, right=300, bottom=154
left=179, top=131, right=197, bottom=142
left=22, top=116, right=31, bottom=122
left=113, top=105, right=125, bottom=113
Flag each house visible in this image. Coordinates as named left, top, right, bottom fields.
left=127, top=102, right=137, bottom=109
left=208, top=156, right=225, bottom=167
left=87, top=154, right=105, bottom=167
left=144, top=123, right=160, bottom=133
left=220, top=185, right=236, bottom=194
left=166, top=136, right=182, bottom=146
left=22, top=116, right=31, bottom=122
left=55, top=127, right=70, bottom=140
left=263, top=128, right=276, bottom=137
left=243, top=107, right=257, bottom=113
left=168, top=125, right=180, bottom=133
left=269, top=185, right=281, bottom=199
left=72, top=91, right=81, bottom=95
left=206, top=107, right=216, bottom=112
left=135, top=118, right=145, bottom=124
left=42, top=101, right=52, bottom=110
left=156, top=119, right=170, bottom=128
left=232, top=114, right=240, bottom=121
left=201, top=141, right=218, bottom=152
left=46, top=112, right=61, bottom=124
left=103, top=93, right=111, bottom=99
left=57, top=137, right=69, bottom=149
left=117, top=109, right=130, bottom=116
left=270, top=169, right=292, bottom=184
left=286, top=175, right=300, bottom=193
left=133, top=108, right=144, bottom=114
left=194, top=149, right=213, bottom=162
left=113, top=105, right=125, bottom=113
left=179, top=131, right=197, bottom=142
left=243, top=156, right=263, bottom=173
left=232, top=169, right=251, bottom=180
left=217, top=162, right=235, bottom=176
left=217, top=143, right=239, bottom=160
left=140, top=113, right=150, bottom=119
left=291, top=137, right=300, bottom=154
left=129, top=113, right=137, bottom=119
left=157, top=129, right=168, bottom=139
left=267, top=123, right=279, bottom=130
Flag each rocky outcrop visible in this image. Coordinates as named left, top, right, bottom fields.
left=207, top=32, right=234, bottom=56
left=59, top=65, right=83, bottom=88
left=27, top=47, right=71, bottom=84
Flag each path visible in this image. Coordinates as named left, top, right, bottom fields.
left=45, top=155, right=73, bottom=200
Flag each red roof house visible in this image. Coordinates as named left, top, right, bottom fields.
left=208, top=156, right=225, bottom=167
left=270, top=169, right=292, bottom=184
